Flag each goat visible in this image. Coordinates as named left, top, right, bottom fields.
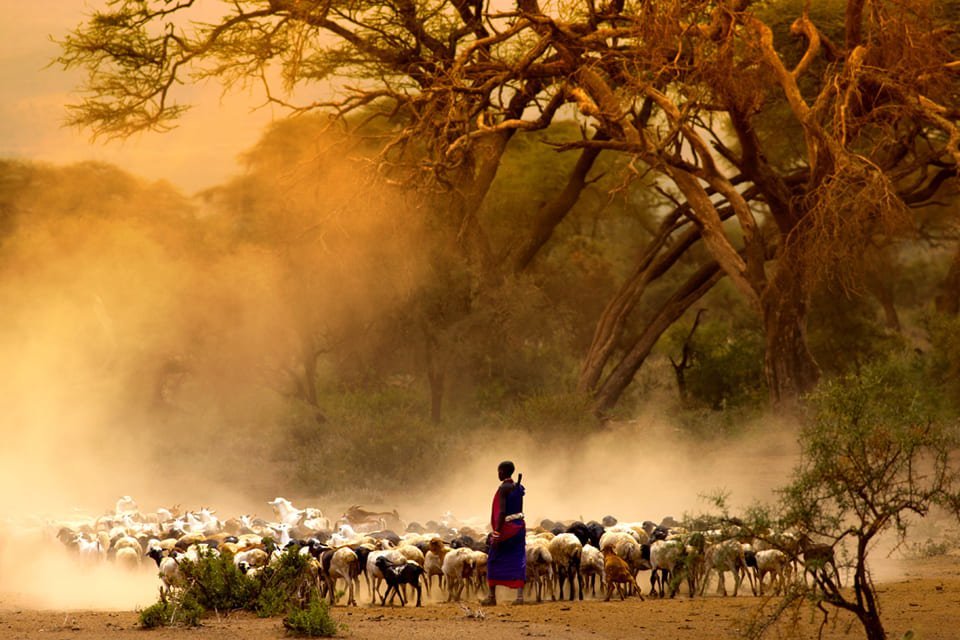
left=700, top=539, right=753, bottom=597
left=800, top=537, right=842, bottom=591
left=755, top=549, right=790, bottom=595
left=423, top=538, right=447, bottom=597
left=375, top=556, right=425, bottom=606
left=602, top=547, right=644, bottom=601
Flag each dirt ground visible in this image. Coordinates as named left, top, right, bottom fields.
left=2, top=555, right=959, bottom=640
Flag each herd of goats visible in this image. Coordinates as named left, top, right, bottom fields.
left=47, top=496, right=844, bottom=607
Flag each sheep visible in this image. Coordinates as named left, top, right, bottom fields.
left=113, top=535, right=143, bottom=556
left=548, top=533, right=583, bottom=601
left=604, top=523, right=650, bottom=545
left=754, top=549, right=790, bottom=595
left=375, top=556, right=425, bottom=607
left=524, top=538, right=555, bottom=603
left=471, top=549, right=488, bottom=597
left=441, top=547, right=475, bottom=602
left=648, top=539, right=685, bottom=598
left=327, top=546, right=361, bottom=606
left=599, top=531, right=649, bottom=594
left=114, top=546, right=141, bottom=571
left=700, top=539, right=753, bottom=597
left=580, top=544, right=605, bottom=598
left=234, top=547, right=269, bottom=568
left=602, top=547, right=644, bottom=601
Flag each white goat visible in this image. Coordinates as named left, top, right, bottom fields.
left=441, top=547, right=475, bottom=602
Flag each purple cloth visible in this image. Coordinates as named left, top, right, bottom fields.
left=487, top=481, right=525, bottom=586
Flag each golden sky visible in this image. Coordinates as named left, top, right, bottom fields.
left=0, top=1, right=280, bottom=193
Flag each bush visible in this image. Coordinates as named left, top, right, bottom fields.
left=138, top=546, right=329, bottom=628
left=138, top=601, right=174, bottom=629
left=282, top=598, right=340, bottom=637
left=138, top=594, right=203, bottom=628
left=176, top=549, right=256, bottom=612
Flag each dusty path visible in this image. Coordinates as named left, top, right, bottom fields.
left=3, top=556, right=959, bottom=640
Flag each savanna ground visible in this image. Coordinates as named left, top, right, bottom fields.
left=3, top=555, right=959, bottom=640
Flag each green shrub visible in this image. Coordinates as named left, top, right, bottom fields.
left=138, top=545, right=326, bottom=627
left=138, top=594, right=204, bottom=628
left=138, top=601, right=174, bottom=629
left=176, top=549, right=256, bottom=612
left=282, top=598, right=340, bottom=637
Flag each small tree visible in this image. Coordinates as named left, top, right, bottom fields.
left=773, top=359, right=960, bottom=640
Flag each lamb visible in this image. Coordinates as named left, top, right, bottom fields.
left=548, top=533, right=583, bottom=601
left=375, top=556, right=425, bottom=607
left=602, top=547, right=644, bottom=601
left=441, top=546, right=475, bottom=602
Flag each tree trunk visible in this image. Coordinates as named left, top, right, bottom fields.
left=424, top=327, right=445, bottom=424
left=762, top=272, right=820, bottom=404
left=858, top=610, right=886, bottom=640
left=510, top=137, right=606, bottom=274
left=935, top=244, right=960, bottom=315
left=592, top=262, right=723, bottom=416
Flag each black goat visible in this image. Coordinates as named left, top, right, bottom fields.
left=374, top=556, right=425, bottom=607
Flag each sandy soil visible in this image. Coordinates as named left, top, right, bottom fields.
left=2, top=556, right=959, bottom=640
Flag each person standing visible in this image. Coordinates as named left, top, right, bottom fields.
left=481, top=460, right=525, bottom=605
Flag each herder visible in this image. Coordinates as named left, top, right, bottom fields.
left=480, top=460, right=526, bottom=605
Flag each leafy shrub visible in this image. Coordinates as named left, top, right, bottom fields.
left=138, top=593, right=203, bottom=628
left=138, top=601, right=174, bottom=629
left=139, top=546, right=328, bottom=628
left=282, top=598, right=340, bottom=637
left=176, top=549, right=256, bottom=612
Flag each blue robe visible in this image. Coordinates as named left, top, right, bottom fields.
left=487, top=480, right=525, bottom=587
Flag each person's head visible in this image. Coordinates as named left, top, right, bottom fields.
left=497, top=460, right=515, bottom=481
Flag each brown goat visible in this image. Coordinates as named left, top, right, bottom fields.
left=602, top=548, right=644, bottom=601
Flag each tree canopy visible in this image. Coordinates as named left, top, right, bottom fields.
left=56, top=0, right=960, bottom=415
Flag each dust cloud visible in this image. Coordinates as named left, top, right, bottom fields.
left=0, top=138, right=877, bottom=612
left=0, top=529, right=158, bottom=611
left=398, top=410, right=803, bottom=528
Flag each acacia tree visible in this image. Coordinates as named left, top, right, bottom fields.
left=58, top=0, right=960, bottom=415
left=766, top=362, right=960, bottom=640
